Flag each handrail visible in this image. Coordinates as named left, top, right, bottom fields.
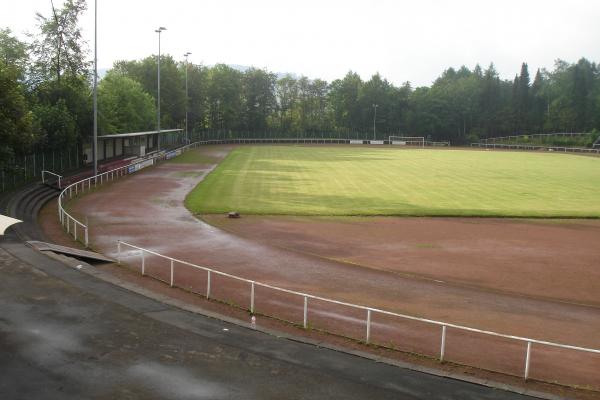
left=57, top=142, right=202, bottom=247
left=117, top=240, right=600, bottom=383
left=41, top=170, right=63, bottom=188
left=117, top=241, right=600, bottom=356
left=482, top=132, right=590, bottom=144
left=470, top=142, right=600, bottom=154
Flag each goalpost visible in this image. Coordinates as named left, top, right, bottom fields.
left=389, top=136, right=425, bottom=147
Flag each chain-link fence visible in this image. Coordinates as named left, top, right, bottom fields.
left=0, top=146, right=83, bottom=193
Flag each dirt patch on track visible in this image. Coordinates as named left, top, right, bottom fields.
left=203, top=215, right=600, bottom=307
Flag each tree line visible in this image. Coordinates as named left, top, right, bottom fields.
left=2, top=0, right=600, bottom=166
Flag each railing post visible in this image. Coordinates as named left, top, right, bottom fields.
left=440, top=325, right=447, bottom=362
left=74, top=222, right=77, bottom=240
left=75, top=182, right=78, bottom=196
left=206, top=270, right=211, bottom=299
left=366, top=309, right=372, bottom=344
left=170, top=259, right=175, bottom=287
left=303, top=296, right=308, bottom=329
left=141, top=250, right=145, bottom=276
left=117, top=241, right=121, bottom=265
left=66, top=216, right=70, bottom=234
left=250, top=281, right=255, bottom=313
left=84, top=226, right=89, bottom=248
left=524, top=341, right=532, bottom=380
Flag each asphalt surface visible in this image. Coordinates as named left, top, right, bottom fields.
left=0, top=236, right=536, bottom=400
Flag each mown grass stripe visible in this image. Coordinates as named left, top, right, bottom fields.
left=185, top=146, right=600, bottom=217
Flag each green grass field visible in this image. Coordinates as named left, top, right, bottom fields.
left=184, top=146, right=600, bottom=217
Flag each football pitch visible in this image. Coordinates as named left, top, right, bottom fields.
left=185, top=146, right=600, bottom=217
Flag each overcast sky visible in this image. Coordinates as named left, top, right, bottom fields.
left=3, top=0, right=599, bottom=87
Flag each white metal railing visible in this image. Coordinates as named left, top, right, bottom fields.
left=470, top=142, right=600, bottom=154
left=195, top=138, right=450, bottom=146
left=41, top=170, right=63, bottom=189
left=118, top=240, right=600, bottom=382
left=482, top=132, right=591, bottom=144
left=57, top=142, right=202, bottom=247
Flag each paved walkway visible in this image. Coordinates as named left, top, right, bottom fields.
left=0, top=237, right=536, bottom=400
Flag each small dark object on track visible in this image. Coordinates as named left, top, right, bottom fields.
left=228, top=211, right=240, bottom=218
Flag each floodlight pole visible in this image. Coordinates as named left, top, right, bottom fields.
left=155, top=27, right=167, bottom=151
left=92, top=0, right=98, bottom=176
left=184, top=52, right=191, bottom=144
left=372, top=104, right=378, bottom=140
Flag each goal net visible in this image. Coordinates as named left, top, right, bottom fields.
left=389, top=136, right=425, bottom=147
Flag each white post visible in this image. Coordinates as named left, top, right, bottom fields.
left=74, top=222, right=77, bottom=240
left=250, top=281, right=255, bottom=313
left=524, top=341, right=532, bottom=380
left=366, top=309, right=372, bottom=344
left=303, top=296, right=308, bottom=329
left=117, top=241, right=121, bottom=265
left=141, top=250, right=145, bottom=276
left=206, top=270, right=211, bottom=299
left=67, top=216, right=70, bottom=234
left=170, top=259, right=174, bottom=287
left=85, top=227, right=89, bottom=248
left=440, top=325, right=447, bottom=362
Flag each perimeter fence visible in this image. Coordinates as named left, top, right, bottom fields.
left=482, top=132, right=591, bottom=144
left=1, top=145, right=83, bottom=193
left=56, top=138, right=600, bottom=389
left=470, top=142, right=600, bottom=154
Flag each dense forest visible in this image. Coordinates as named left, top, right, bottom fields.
left=2, top=0, right=600, bottom=165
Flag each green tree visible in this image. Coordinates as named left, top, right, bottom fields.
left=114, top=55, right=186, bottom=130
left=275, top=75, right=299, bottom=133
left=328, top=71, right=362, bottom=134
left=512, top=62, right=530, bottom=133
left=206, top=64, right=243, bottom=132
left=98, top=71, right=156, bottom=134
left=0, top=28, right=28, bottom=79
left=0, top=61, right=34, bottom=161
left=242, top=68, right=276, bottom=132
left=29, top=0, right=89, bottom=84
left=185, top=63, right=209, bottom=132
